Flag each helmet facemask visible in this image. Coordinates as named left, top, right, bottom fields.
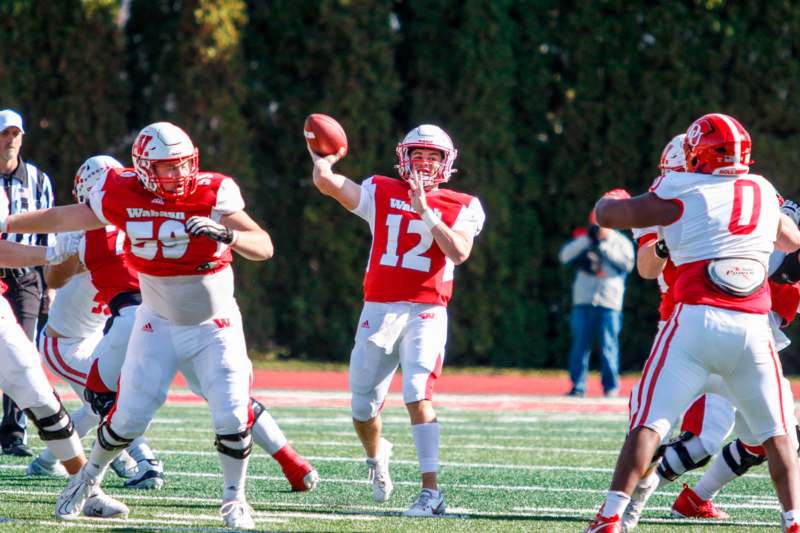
left=137, top=150, right=199, bottom=200
left=395, top=124, right=458, bottom=189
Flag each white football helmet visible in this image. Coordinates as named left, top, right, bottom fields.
left=396, top=124, right=457, bottom=188
left=658, top=134, right=687, bottom=175
left=73, top=155, right=123, bottom=203
left=132, top=122, right=199, bottom=200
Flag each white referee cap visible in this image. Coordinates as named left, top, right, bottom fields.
left=0, top=110, right=24, bottom=134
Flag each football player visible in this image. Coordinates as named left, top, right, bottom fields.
left=308, top=124, right=485, bottom=516
left=0, top=190, right=128, bottom=519
left=1, top=122, right=281, bottom=528
left=584, top=113, right=800, bottom=533
left=28, top=155, right=165, bottom=489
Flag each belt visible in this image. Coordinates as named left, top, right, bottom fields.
left=108, top=291, right=142, bottom=316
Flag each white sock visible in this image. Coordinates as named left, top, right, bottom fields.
left=601, top=490, right=631, bottom=517
left=218, top=434, right=251, bottom=502
left=783, top=509, right=800, bottom=527
left=27, top=404, right=83, bottom=461
left=84, top=424, right=130, bottom=481
left=694, top=440, right=755, bottom=501
left=251, top=411, right=287, bottom=455
left=411, top=422, right=440, bottom=473
left=38, top=448, right=58, bottom=466
left=126, top=436, right=156, bottom=462
left=72, top=405, right=100, bottom=437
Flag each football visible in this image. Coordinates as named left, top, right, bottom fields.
left=304, top=113, right=348, bottom=157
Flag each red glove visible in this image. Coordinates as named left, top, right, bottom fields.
left=602, top=188, right=631, bottom=200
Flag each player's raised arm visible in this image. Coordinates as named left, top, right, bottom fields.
left=4, top=203, right=104, bottom=234
left=594, top=190, right=681, bottom=229
left=776, top=212, right=800, bottom=252
left=308, top=145, right=361, bottom=211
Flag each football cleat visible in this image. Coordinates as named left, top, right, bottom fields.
left=123, top=459, right=165, bottom=490
left=621, top=470, right=660, bottom=532
left=220, top=499, right=255, bottom=529
left=785, top=524, right=800, bottom=533
left=83, top=487, right=129, bottom=518
left=27, top=456, right=69, bottom=478
left=671, top=484, right=729, bottom=519
left=110, top=451, right=137, bottom=479
left=403, top=488, right=446, bottom=517
left=55, top=471, right=97, bottom=520
left=366, top=438, right=393, bottom=503
left=584, top=513, right=621, bottom=533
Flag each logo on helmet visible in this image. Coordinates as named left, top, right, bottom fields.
left=686, top=123, right=703, bottom=147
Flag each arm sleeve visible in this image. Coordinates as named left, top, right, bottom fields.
left=452, top=197, right=486, bottom=237
left=349, top=177, right=376, bottom=225
left=559, top=236, right=591, bottom=264
left=211, top=178, right=246, bottom=220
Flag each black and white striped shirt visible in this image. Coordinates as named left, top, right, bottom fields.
left=1, top=158, right=54, bottom=246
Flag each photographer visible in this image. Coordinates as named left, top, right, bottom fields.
left=558, top=208, right=634, bottom=398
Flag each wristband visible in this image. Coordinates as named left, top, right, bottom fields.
left=421, top=209, right=442, bottom=231
left=227, top=229, right=239, bottom=246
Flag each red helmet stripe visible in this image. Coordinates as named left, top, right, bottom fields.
left=717, top=113, right=742, bottom=167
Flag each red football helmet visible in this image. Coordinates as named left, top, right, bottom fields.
left=684, top=113, right=752, bottom=176
left=396, top=124, right=457, bottom=188
left=132, top=122, right=199, bottom=200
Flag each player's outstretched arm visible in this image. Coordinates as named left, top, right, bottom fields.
left=0, top=232, right=80, bottom=268
left=308, top=145, right=361, bottom=211
left=595, top=191, right=681, bottom=229
left=5, top=203, right=104, bottom=234
left=45, top=253, right=82, bottom=288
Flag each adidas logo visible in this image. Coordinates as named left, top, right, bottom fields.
left=151, top=197, right=165, bottom=205
left=141, top=322, right=153, bottom=332
left=360, top=320, right=370, bottom=328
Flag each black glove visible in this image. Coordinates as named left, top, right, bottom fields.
left=770, top=251, right=800, bottom=284
left=654, top=239, right=670, bottom=259
left=186, top=216, right=237, bottom=245
left=587, top=224, right=600, bottom=244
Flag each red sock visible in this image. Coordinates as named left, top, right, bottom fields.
left=272, top=444, right=312, bottom=491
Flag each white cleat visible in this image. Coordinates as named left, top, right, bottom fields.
left=303, top=468, right=320, bottom=491
left=366, top=438, right=393, bottom=503
left=110, top=451, right=137, bottom=479
left=123, top=459, right=165, bottom=490
left=27, top=456, right=68, bottom=478
left=403, top=488, right=446, bottom=517
left=83, top=487, right=129, bottom=518
left=55, top=471, right=98, bottom=520
left=220, top=499, right=255, bottom=529
left=621, top=470, right=660, bottom=532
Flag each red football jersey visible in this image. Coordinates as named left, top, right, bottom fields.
left=89, top=168, right=244, bottom=277
left=352, top=176, right=485, bottom=306
left=80, top=226, right=140, bottom=304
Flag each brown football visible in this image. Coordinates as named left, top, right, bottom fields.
left=304, top=113, right=348, bottom=157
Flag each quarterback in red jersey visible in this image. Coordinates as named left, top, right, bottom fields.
left=309, top=124, right=485, bottom=517
left=2, top=122, right=275, bottom=528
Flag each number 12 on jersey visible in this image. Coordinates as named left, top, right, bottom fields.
left=379, top=214, right=433, bottom=272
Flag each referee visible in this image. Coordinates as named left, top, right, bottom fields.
left=0, top=109, right=54, bottom=456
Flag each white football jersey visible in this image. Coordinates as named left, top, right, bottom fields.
left=652, top=171, right=779, bottom=266
left=47, top=271, right=109, bottom=339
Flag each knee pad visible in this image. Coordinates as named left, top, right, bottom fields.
left=657, top=431, right=711, bottom=481
left=723, top=439, right=767, bottom=476
left=84, top=388, right=117, bottom=418
left=24, top=404, right=74, bottom=442
left=351, top=392, right=380, bottom=422
left=250, top=398, right=265, bottom=423
left=97, top=420, right=134, bottom=451
left=215, top=428, right=253, bottom=459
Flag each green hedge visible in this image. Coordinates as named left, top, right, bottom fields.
left=3, top=0, right=800, bottom=372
